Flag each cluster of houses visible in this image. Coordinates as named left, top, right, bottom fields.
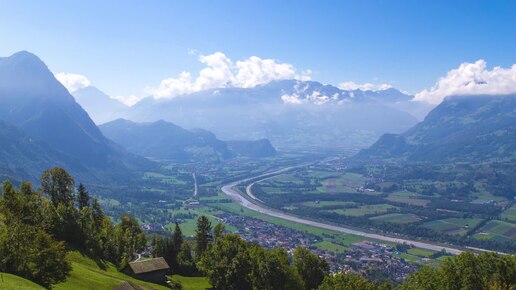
left=216, top=213, right=420, bottom=281
left=346, top=241, right=419, bottom=282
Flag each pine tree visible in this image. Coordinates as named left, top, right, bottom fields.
left=213, top=223, right=225, bottom=241
left=77, top=183, right=90, bottom=209
left=195, top=215, right=212, bottom=257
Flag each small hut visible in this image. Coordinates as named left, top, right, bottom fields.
left=122, top=257, right=170, bottom=284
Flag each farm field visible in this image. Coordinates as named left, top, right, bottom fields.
left=422, top=218, right=484, bottom=236
left=316, top=172, right=366, bottom=193
left=406, top=248, right=436, bottom=257
left=313, top=241, right=349, bottom=254
left=385, top=193, right=430, bottom=207
left=166, top=206, right=237, bottom=237
left=370, top=213, right=420, bottom=224
left=473, top=220, right=516, bottom=242
left=298, top=200, right=356, bottom=208
left=398, top=253, right=421, bottom=263
left=325, top=204, right=399, bottom=217
left=501, top=204, right=516, bottom=222
left=143, top=171, right=189, bottom=185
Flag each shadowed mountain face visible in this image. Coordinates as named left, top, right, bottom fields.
left=0, top=120, right=85, bottom=182
left=0, top=51, right=155, bottom=182
left=100, top=119, right=276, bottom=162
left=0, top=51, right=112, bottom=166
left=355, top=94, right=516, bottom=162
left=118, top=80, right=423, bottom=150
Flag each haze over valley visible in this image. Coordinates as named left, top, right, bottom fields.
left=0, top=1, right=515, bottom=289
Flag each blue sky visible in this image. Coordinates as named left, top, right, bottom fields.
left=0, top=0, right=515, bottom=101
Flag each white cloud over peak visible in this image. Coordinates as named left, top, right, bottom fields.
left=54, top=72, right=91, bottom=92
left=234, top=56, right=298, bottom=88
left=147, top=52, right=311, bottom=99
left=415, top=60, right=516, bottom=104
left=112, top=94, right=141, bottom=107
left=338, top=81, right=392, bottom=91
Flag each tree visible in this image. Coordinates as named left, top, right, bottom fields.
left=318, top=273, right=377, bottom=290
left=114, top=215, right=146, bottom=267
left=173, top=222, right=184, bottom=253
left=151, top=235, right=161, bottom=257
left=293, top=246, right=329, bottom=290
left=0, top=181, right=71, bottom=288
left=195, top=215, right=212, bottom=257
left=213, top=223, right=225, bottom=241
left=77, top=183, right=90, bottom=209
left=28, top=230, right=71, bottom=288
left=399, top=266, right=441, bottom=290
left=400, top=252, right=516, bottom=290
left=91, top=197, right=105, bottom=229
left=177, top=241, right=196, bottom=275
left=198, top=234, right=252, bottom=290
left=51, top=203, right=81, bottom=246
left=40, top=167, right=75, bottom=207
left=249, top=246, right=304, bottom=290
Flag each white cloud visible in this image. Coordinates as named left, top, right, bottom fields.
left=197, top=52, right=233, bottom=89
left=112, top=95, right=141, bottom=107
left=281, top=93, right=304, bottom=105
left=233, top=56, right=298, bottom=88
left=338, top=81, right=392, bottom=91
left=280, top=83, right=330, bottom=106
left=54, top=72, right=91, bottom=92
left=147, top=52, right=311, bottom=99
left=415, top=60, right=516, bottom=104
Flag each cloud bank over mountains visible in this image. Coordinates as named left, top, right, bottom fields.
left=144, top=52, right=312, bottom=102
left=54, top=53, right=516, bottom=107
left=339, top=81, right=392, bottom=91
left=415, top=60, right=516, bottom=104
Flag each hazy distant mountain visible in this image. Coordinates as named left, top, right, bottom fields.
left=72, top=86, right=127, bottom=124
left=227, top=139, right=276, bottom=158
left=355, top=94, right=516, bottom=162
left=100, top=119, right=276, bottom=162
left=0, top=51, right=155, bottom=182
left=123, top=80, right=421, bottom=150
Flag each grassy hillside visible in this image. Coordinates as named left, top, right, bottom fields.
left=54, top=251, right=170, bottom=290
left=171, top=275, right=211, bottom=290
left=51, top=251, right=211, bottom=290
left=0, top=273, right=45, bottom=290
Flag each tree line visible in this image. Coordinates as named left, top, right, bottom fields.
left=0, top=168, right=147, bottom=288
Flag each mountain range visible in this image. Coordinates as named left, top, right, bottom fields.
left=0, top=51, right=155, bottom=183
left=74, top=80, right=432, bottom=150
left=355, top=94, right=516, bottom=162
left=99, top=119, right=276, bottom=162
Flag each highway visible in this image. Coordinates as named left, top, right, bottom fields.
left=221, top=170, right=464, bottom=255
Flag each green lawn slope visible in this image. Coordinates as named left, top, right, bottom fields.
left=170, top=275, right=211, bottom=290
left=0, top=272, right=45, bottom=290
left=54, top=251, right=170, bottom=290
left=1, top=252, right=211, bottom=290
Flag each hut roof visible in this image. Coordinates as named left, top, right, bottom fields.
left=127, top=257, right=170, bottom=274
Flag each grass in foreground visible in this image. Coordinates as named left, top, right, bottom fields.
left=54, top=251, right=170, bottom=290
left=0, top=272, right=44, bottom=290
left=170, top=275, right=211, bottom=290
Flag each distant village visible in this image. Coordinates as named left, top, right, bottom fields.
left=215, top=212, right=419, bottom=282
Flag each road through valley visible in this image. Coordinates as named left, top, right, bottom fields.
left=221, top=170, right=464, bottom=255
